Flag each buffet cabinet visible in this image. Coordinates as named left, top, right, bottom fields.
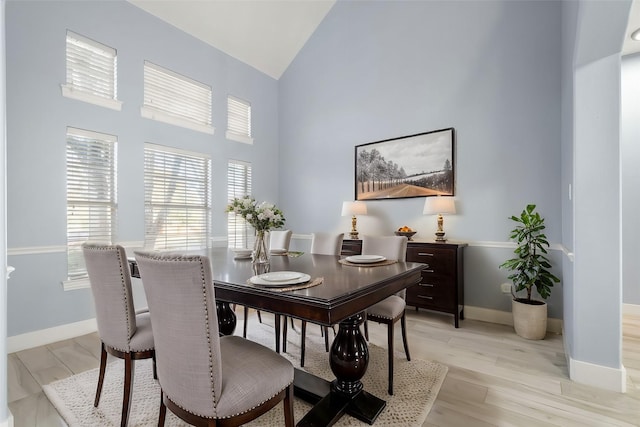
left=342, top=239, right=466, bottom=328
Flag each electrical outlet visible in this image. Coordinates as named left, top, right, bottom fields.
left=500, top=283, right=512, bottom=294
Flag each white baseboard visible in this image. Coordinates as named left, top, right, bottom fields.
left=464, top=305, right=563, bottom=334
left=7, top=318, right=97, bottom=354
left=623, top=303, right=640, bottom=316
left=569, top=357, right=627, bottom=393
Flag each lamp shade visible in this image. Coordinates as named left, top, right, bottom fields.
left=423, top=196, right=456, bottom=215
left=341, top=201, right=367, bottom=216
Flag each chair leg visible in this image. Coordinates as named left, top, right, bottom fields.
left=257, top=310, right=263, bottom=323
left=401, top=312, right=411, bottom=361
left=243, top=306, right=249, bottom=338
left=152, top=351, right=158, bottom=380
left=121, top=354, right=134, bottom=427
left=323, top=326, right=329, bottom=352
left=94, top=342, right=108, bottom=407
left=158, top=391, right=166, bottom=427
left=283, top=316, right=288, bottom=353
left=283, top=383, right=295, bottom=427
left=300, top=320, right=307, bottom=367
left=274, top=314, right=281, bottom=353
left=387, top=321, right=394, bottom=395
left=290, top=316, right=296, bottom=331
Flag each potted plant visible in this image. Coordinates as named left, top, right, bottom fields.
left=499, top=204, right=560, bottom=339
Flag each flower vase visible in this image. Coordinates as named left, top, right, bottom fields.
left=252, top=230, right=270, bottom=267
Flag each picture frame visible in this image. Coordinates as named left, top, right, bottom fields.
left=355, top=128, right=455, bottom=201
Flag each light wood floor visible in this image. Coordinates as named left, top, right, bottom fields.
left=7, top=310, right=640, bottom=426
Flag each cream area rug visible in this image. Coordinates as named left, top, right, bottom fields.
left=43, top=319, right=447, bottom=426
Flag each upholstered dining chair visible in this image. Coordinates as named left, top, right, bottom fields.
left=82, top=242, right=156, bottom=427
left=361, top=235, right=411, bottom=395
left=243, top=229, right=293, bottom=340
left=289, top=232, right=344, bottom=367
left=269, top=229, right=293, bottom=254
left=134, top=251, right=295, bottom=427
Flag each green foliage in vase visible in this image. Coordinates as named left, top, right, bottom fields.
left=499, top=204, right=560, bottom=303
left=226, top=196, right=285, bottom=232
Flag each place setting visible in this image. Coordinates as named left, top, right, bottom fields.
left=339, top=254, right=398, bottom=267
left=247, top=270, right=323, bottom=292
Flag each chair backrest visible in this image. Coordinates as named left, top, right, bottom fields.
left=310, top=232, right=344, bottom=256
left=134, top=251, right=221, bottom=418
left=361, top=235, right=408, bottom=261
left=269, top=229, right=292, bottom=251
left=82, top=243, right=137, bottom=352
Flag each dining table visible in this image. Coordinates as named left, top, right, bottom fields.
left=130, top=247, right=425, bottom=426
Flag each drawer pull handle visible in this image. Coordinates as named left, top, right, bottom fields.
left=418, top=252, right=434, bottom=256
left=424, top=269, right=434, bottom=273
left=419, top=283, right=434, bottom=287
left=418, top=295, right=434, bottom=300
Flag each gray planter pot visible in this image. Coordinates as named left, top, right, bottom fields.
left=512, top=298, right=547, bottom=340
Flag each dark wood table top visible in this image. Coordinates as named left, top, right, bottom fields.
left=181, top=247, right=425, bottom=326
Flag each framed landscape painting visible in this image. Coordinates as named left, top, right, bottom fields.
left=355, top=128, right=455, bottom=201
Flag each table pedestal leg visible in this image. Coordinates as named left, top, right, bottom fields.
left=296, top=312, right=386, bottom=426
left=216, top=301, right=237, bottom=336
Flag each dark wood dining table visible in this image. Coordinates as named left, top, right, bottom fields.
left=130, top=247, right=425, bottom=426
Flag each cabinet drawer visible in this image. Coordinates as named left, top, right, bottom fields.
left=407, top=281, right=455, bottom=309
left=406, top=247, right=455, bottom=277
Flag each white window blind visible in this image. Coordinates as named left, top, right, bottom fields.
left=141, top=61, right=214, bottom=135
left=66, top=127, right=117, bottom=282
left=144, top=144, right=211, bottom=250
left=61, top=31, right=122, bottom=111
left=226, top=95, right=253, bottom=144
left=227, top=160, right=253, bottom=248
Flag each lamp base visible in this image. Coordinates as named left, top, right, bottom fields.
left=350, top=231, right=359, bottom=239
left=434, top=231, right=447, bottom=242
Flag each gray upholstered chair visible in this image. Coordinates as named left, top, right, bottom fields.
left=289, top=232, right=344, bottom=367
left=134, top=251, right=295, bottom=427
left=82, top=243, right=156, bottom=427
left=361, top=235, right=411, bottom=395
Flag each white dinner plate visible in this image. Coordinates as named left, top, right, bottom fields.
left=249, top=272, right=311, bottom=287
left=260, top=271, right=303, bottom=282
left=270, top=248, right=288, bottom=255
left=345, top=255, right=387, bottom=264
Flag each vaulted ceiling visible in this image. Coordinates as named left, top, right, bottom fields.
left=128, top=0, right=336, bottom=80
left=129, top=0, right=640, bottom=81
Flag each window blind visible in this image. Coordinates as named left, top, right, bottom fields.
left=66, top=127, right=117, bottom=281
left=227, top=160, right=253, bottom=248
left=226, top=96, right=253, bottom=144
left=62, top=31, right=121, bottom=110
left=144, top=143, right=211, bottom=250
left=141, top=61, right=214, bottom=134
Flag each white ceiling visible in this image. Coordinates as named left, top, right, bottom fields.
left=128, top=0, right=336, bottom=80
left=129, top=0, right=640, bottom=80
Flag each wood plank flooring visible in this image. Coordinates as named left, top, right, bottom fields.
left=7, top=310, right=640, bottom=426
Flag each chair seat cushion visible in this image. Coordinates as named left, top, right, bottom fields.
left=367, top=295, right=406, bottom=320
left=216, top=335, right=294, bottom=419
left=129, top=311, right=154, bottom=352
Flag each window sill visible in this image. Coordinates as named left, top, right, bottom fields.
left=141, top=106, right=215, bottom=135
left=61, top=84, right=123, bottom=111
left=226, top=131, right=254, bottom=145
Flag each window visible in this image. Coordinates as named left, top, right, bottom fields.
left=61, top=31, right=122, bottom=111
left=226, top=95, right=253, bottom=144
left=227, top=160, right=253, bottom=248
left=141, top=61, right=214, bottom=134
left=144, top=144, right=211, bottom=250
left=65, top=127, right=117, bottom=288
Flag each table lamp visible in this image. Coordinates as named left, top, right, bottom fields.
left=423, top=196, right=456, bottom=242
left=342, top=201, right=367, bottom=239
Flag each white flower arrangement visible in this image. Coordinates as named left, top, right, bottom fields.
left=226, top=196, right=286, bottom=232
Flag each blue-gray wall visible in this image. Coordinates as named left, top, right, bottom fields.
left=278, top=0, right=564, bottom=317
left=5, top=0, right=280, bottom=336
left=622, top=53, right=640, bottom=305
